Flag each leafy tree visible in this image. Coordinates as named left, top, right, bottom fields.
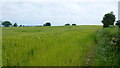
left=101, top=11, right=116, bottom=28
left=43, top=22, right=51, bottom=26
left=46, top=22, right=51, bottom=26
left=13, top=23, right=18, bottom=27
left=116, top=20, right=120, bottom=28
left=72, top=24, right=76, bottom=26
left=65, top=23, right=70, bottom=26
left=2, top=21, right=12, bottom=27
left=19, top=25, right=22, bottom=27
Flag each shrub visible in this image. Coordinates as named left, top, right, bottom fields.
left=95, top=28, right=120, bottom=66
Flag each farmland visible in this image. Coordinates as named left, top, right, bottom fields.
left=2, top=25, right=101, bottom=66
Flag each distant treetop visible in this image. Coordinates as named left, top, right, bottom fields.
left=2, top=21, right=12, bottom=27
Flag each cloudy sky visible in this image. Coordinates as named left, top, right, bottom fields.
left=0, top=0, right=119, bottom=26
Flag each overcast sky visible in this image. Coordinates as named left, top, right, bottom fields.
left=0, top=0, right=119, bottom=26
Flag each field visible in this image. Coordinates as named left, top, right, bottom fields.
left=2, top=25, right=101, bottom=66
left=0, top=27, right=2, bottom=67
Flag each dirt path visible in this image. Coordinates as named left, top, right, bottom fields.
left=86, top=51, right=94, bottom=66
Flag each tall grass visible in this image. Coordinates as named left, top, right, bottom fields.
left=2, top=25, right=101, bottom=66
left=0, top=27, right=2, bottom=67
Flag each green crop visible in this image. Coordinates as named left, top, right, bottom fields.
left=2, top=25, right=101, bottom=66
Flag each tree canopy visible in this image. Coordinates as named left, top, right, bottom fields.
left=13, top=23, right=18, bottom=27
left=72, top=24, right=76, bottom=26
left=2, top=21, right=12, bottom=27
left=116, top=20, right=120, bottom=28
left=101, top=12, right=116, bottom=28
left=43, top=22, right=51, bottom=26
left=65, top=23, right=70, bottom=26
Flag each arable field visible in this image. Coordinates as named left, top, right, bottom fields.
left=2, top=25, right=101, bottom=66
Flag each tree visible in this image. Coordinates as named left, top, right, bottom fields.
left=23, top=25, right=25, bottom=27
left=101, top=11, right=116, bottom=28
left=72, top=24, right=76, bottom=26
left=2, top=21, right=12, bottom=27
left=43, top=22, right=51, bottom=26
left=46, top=22, right=51, bottom=26
left=116, top=20, right=120, bottom=28
left=43, top=24, right=46, bottom=26
left=13, top=23, right=18, bottom=27
left=19, top=25, right=22, bottom=27
left=65, top=23, right=70, bottom=26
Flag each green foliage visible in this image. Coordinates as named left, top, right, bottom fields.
left=0, top=27, right=1, bottom=67
left=72, top=24, right=76, bottom=26
left=94, top=27, right=120, bottom=66
left=65, top=23, right=70, bottom=26
left=44, top=22, right=51, bottom=26
left=101, top=12, right=116, bottom=28
left=19, top=25, right=22, bottom=27
left=13, top=23, right=18, bottom=27
left=116, top=20, right=120, bottom=28
left=2, top=21, right=12, bottom=27
left=2, top=25, right=101, bottom=66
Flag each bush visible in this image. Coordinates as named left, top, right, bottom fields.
left=94, top=28, right=120, bottom=66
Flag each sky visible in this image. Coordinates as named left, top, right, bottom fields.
left=0, top=0, right=119, bottom=26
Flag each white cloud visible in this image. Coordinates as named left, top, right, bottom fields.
left=0, top=4, right=2, bottom=20
left=1, top=0, right=119, bottom=3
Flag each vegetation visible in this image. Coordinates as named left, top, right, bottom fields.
left=2, top=21, right=12, bottom=27
left=1, top=11, right=120, bottom=66
left=101, top=12, right=116, bottom=28
left=72, top=24, right=76, bottom=26
left=19, top=25, right=23, bottom=27
left=65, top=23, right=70, bottom=26
left=116, top=20, right=120, bottom=28
left=2, top=25, right=101, bottom=66
left=0, top=27, right=1, bottom=67
left=94, top=27, right=120, bottom=66
left=43, top=22, right=51, bottom=26
left=13, top=23, right=18, bottom=27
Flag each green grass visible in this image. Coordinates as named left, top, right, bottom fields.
left=0, top=27, right=2, bottom=67
left=2, top=25, right=101, bottom=66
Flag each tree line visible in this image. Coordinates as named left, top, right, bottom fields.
left=1, top=21, right=77, bottom=27
left=1, top=11, right=120, bottom=27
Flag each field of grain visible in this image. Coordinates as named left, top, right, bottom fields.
left=2, top=25, right=101, bottom=66
left=0, top=27, right=2, bottom=67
